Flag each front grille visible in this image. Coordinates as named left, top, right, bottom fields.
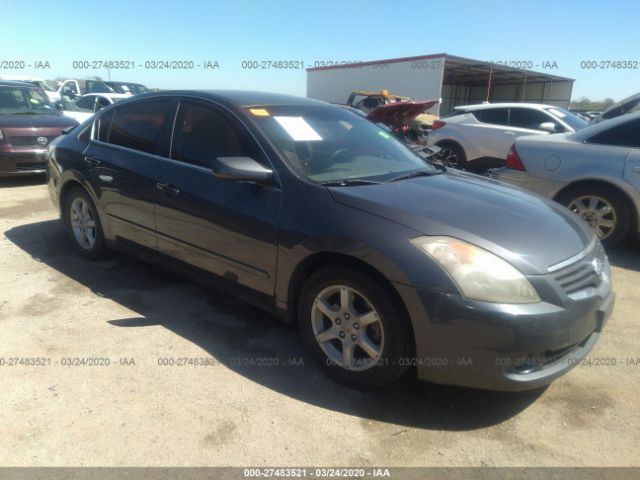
left=8, top=135, right=57, bottom=146
left=548, top=241, right=607, bottom=295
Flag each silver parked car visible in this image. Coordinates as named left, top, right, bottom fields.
left=493, top=112, right=640, bottom=246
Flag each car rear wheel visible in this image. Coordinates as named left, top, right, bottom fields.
left=64, top=187, right=108, bottom=259
left=437, top=142, right=467, bottom=169
left=558, top=185, right=631, bottom=246
left=298, top=266, right=411, bottom=389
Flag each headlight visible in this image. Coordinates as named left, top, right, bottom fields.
left=411, top=236, right=541, bottom=304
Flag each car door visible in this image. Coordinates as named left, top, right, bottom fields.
left=82, top=98, right=175, bottom=249
left=589, top=117, right=640, bottom=192
left=154, top=98, right=281, bottom=296
left=505, top=107, right=560, bottom=155
left=467, top=107, right=511, bottom=160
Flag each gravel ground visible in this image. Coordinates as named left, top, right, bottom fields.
left=1, top=176, right=639, bottom=467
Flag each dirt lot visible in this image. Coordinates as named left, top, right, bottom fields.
left=1, top=176, right=639, bottom=468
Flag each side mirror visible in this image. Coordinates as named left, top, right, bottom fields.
left=55, top=102, right=64, bottom=113
left=539, top=122, right=558, bottom=133
left=211, top=157, right=273, bottom=184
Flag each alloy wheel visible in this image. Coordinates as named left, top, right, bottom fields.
left=567, top=195, right=617, bottom=240
left=311, top=285, right=384, bottom=371
left=69, top=197, right=97, bottom=250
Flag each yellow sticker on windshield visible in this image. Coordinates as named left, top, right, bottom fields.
left=378, top=131, right=391, bottom=139
left=250, top=108, right=270, bottom=116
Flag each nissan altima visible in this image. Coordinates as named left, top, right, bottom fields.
left=47, top=91, right=615, bottom=390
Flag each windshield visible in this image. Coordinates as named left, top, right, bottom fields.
left=0, top=86, right=54, bottom=115
left=546, top=107, right=588, bottom=130
left=247, top=105, right=435, bottom=183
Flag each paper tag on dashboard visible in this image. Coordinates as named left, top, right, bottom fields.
left=274, top=116, right=322, bottom=141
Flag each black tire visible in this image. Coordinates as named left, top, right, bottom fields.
left=63, top=187, right=108, bottom=260
left=437, top=141, right=467, bottom=170
left=298, top=266, right=411, bottom=389
left=557, top=185, right=631, bottom=247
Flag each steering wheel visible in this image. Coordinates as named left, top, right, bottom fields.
left=327, top=148, right=353, bottom=164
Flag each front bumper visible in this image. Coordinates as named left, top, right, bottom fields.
left=0, top=146, right=48, bottom=176
left=395, top=282, right=614, bottom=391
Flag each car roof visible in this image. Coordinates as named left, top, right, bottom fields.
left=83, top=92, right=131, bottom=99
left=0, top=79, right=41, bottom=88
left=0, top=75, right=45, bottom=82
left=455, top=103, right=559, bottom=111
left=138, top=90, right=329, bottom=108
left=105, top=81, right=146, bottom=86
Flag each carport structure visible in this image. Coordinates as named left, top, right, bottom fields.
left=441, top=54, right=574, bottom=115
left=306, top=53, right=574, bottom=116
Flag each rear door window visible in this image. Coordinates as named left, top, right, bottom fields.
left=473, top=108, right=509, bottom=125
left=106, top=100, right=172, bottom=155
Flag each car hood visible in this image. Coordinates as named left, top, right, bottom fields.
left=592, top=92, right=640, bottom=123
left=367, top=100, right=437, bottom=129
left=0, top=114, right=78, bottom=128
left=329, top=170, right=593, bottom=275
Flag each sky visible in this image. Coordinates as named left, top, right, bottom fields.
left=1, top=0, right=639, bottom=102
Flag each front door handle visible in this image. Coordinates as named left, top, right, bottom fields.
left=83, top=155, right=101, bottom=167
left=156, top=182, right=180, bottom=196
left=633, top=166, right=640, bottom=173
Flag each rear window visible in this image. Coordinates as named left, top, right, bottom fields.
left=587, top=118, right=640, bottom=148
left=103, top=100, right=171, bottom=154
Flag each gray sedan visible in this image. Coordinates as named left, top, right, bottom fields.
left=494, top=112, right=640, bottom=246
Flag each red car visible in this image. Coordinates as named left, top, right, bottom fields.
left=0, top=80, right=77, bottom=176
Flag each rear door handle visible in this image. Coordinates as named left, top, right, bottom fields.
left=83, top=155, right=101, bottom=166
left=156, top=182, right=180, bottom=196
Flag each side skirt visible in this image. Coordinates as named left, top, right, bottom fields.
left=106, top=238, right=286, bottom=321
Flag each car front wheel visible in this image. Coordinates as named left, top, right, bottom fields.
left=298, top=266, right=411, bottom=389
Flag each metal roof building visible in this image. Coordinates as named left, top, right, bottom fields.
left=307, top=53, right=574, bottom=115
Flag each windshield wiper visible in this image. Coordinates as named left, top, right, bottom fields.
left=319, top=179, right=382, bottom=187
left=12, top=111, right=42, bottom=115
left=387, top=169, right=442, bottom=182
